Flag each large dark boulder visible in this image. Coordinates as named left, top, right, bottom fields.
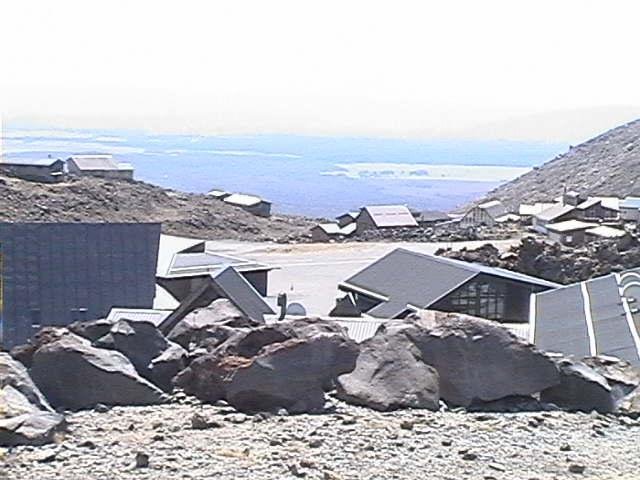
left=30, top=332, right=165, bottom=410
left=336, top=324, right=439, bottom=411
left=9, top=327, right=68, bottom=369
left=404, top=311, right=560, bottom=407
left=168, top=299, right=258, bottom=349
left=540, top=359, right=616, bottom=413
left=108, top=320, right=170, bottom=375
left=175, top=334, right=358, bottom=413
left=0, top=354, right=65, bottom=446
left=68, top=318, right=114, bottom=343
left=0, top=412, right=66, bottom=447
left=148, top=342, right=188, bottom=392
left=582, top=355, right=640, bottom=401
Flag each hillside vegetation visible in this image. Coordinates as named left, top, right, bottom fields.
left=0, top=175, right=313, bottom=241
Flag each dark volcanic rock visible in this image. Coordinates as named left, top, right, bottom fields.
left=30, top=332, right=165, bottom=410
left=109, top=320, right=170, bottom=376
left=540, top=359, right=616, bottom=413
left=69, top=318, right=114, bottom=343
left=336, top=324, right=440, bottom=411
left=405, top=311, right=560, bottom=407
left=175, top=334, right=358, bottom=413
left=148, top=343, right=188, bottom=392
left=9, top=327, right=67, bottom=369
left=0, top=411, right=66, bottom=447
left=168, top=299, right=260, bottom=349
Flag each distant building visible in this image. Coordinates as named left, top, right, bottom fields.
left=0, top=157, right=66, bottom=183
left=530, top=269, right=640, bottom=366
left=0, top=222, right=161, bottom=348
left=223, top=193, right=271, bottom=217
left=545, top=220, right=598, bottom=246
left=67, top=154, right=134, bottom=180
left=412, top=210, right=450, bottom=227
left=311, top=222, right=356, bottom=242
left=584, top=225, right=631, bottom=247
left=620, top=197, right=640, bottom=222
left=460, top=200, right=508, bottom=228
left=532, top=203, right=577, bottom=233
left=575, top=197, right=620, bottom=221
left=336, top=211, right=359, bottom=228
left=355, top=205, right=418, bottom=234
left=518, top=203, right=555, bottom=224
left=207, top=189, right=231, bottom=200
left=337, top=248, right=558, bottom=323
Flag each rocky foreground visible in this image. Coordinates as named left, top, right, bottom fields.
left=3, top=397, right=640, bottom=480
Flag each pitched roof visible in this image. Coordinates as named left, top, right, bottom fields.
left=224, top=193, right=267, bottom=207
left=585, top=225, right=627, bottom=238
left=68, top=154, right=120, bottom=171
left=313, top=223, right=356, bottom=236
left=545, top=220, right=598, bottom=233
left=534, top=203, right=576, bottom=222
left=362, top=205, right=418, bottom=228
left=0, top=157, right=62, bottom=167
left=519, top=203, right=555, bottom=216
left=415, top=210, right=450, bottom=222
left=341, top=248, right=559, bottom=318
left=106, top=308, right=173, bottom=327
left=620, top=197, right=640, bottom=209
left=478, top=200, right=508, bottom=218
left=532, top=271, right=640, bottom=366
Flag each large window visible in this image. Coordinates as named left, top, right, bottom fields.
left=446, top=280, right=507, bottom=320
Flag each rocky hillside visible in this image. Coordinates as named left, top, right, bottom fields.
left=476, top=118, right=640, bottom=206
left=0, top=175, right=313, bottom=241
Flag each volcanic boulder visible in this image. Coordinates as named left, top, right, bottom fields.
left=175, top=333, right=358, bottom=413
left=336, top=322, right=440, bottom=411
left=404, top=311, right=560, bottom=407
left=540, top=359, right=616, bottom=413
left=30, top=332, right=165, bottom=410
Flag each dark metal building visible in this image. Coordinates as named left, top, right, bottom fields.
left=0, top=223, right=161, bottom=348
left=338, top=248, right=559, bottom=323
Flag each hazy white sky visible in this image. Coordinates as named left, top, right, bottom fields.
left=2, top=0, right=640, bottom=141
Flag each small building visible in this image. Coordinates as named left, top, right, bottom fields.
left=223, top=193, right=271, bottom=217
left=460, top=200, right=508, bottom=228
left=620, top=197, right=640, bottom=222
left=155, top=234, right=274, bottom=298
left=584, top=225, right=631, bottom=247
left=67, top=154, right=134, bottom=180
left=530, top=270, right=640, bottom=366
left=532, top=203, right=577, bottom=233
left=413, top=210, right=450, bottom=227
left=336, top=211, right=359, bottom=228
left=355, top=205, right=418, bottom=234
left=545, top=220, right=598, bottom=246
left=207, top=189, right=231, bottom=200
left=0, top=157, right=66, bottom=183
left=311, top=222, right=356, bottom=242
left=0, top=222, right=161, bottom=348
left=575, top=197, right=620, bottom=221
left=337, top=248, right=558, bottom=323
left=518, top=203, right=555, bottom=224
left=494, top=213, right=521, bottom=224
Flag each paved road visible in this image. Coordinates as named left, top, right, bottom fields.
left=205, top=239, right=520, bottom=316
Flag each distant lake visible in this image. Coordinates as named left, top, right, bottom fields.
left=1, top=127, right=565, bottom=217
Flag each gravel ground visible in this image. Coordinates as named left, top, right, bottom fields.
left=3, top=395, right=640, bottom=480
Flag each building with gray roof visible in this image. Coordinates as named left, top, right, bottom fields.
left=0, top=222, right=161, bottom=348
left=531, top=269, right=640, bottom=366
left=0, top=157, right=66, bottom=183
left=338, top=248, right=559, bottom=322
left=67, top=154, right=134, bottom=180
left=355, top=205, right=418, bottom=234
left=620, top=197, right=640, bottom=221
left=460, top=200, right=508, bottom=228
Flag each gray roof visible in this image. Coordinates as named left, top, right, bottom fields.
left=68, top=155, right=120, bottom=171
left=534, top=203, right=576, bottom=222
left=478, top=200, right=508, bottom=219
left=0, top=158, right=62, bottom=167
left=166, top=252, right=271, bottom=278
left=415, top=210, right=450, bottom=222
left=211, top=267, right=275, bottom=321
left=341, top=248, right=559, bottom=318
left=620, top=197, right=640, bottom=209
left=362, top=205, right=418, bottom=228
left=532, top=271, right=640, bottom=366
left=106, top=308, right=173, bottom=327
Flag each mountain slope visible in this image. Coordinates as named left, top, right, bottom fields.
left=0, top=175, right=313, bottom=241
left=476, top=118, right=640, bottom=206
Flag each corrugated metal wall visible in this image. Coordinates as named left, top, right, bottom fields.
left=0, top=223, right=160, bottom=348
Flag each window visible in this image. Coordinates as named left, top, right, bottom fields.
left=445, top=280, right=506, bottom=320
